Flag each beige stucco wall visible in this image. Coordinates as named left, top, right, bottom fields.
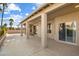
left=30, top=21, right=41, bottom=38
left=23, top=3, right=79, bottom=46
left=35, top=22, right=41, bottom=37
left=47, top=20, right=55, bottom=39
left=34, top=10, right=79, bottom=46
left=54, top=11, right=79, bottom=46
left=32, top=19, right=55, bottom=39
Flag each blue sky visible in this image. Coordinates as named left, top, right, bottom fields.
left=0, top=3, right=42, bottom=27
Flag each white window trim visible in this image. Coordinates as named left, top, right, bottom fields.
left=57, top=40, right=77, bottom=46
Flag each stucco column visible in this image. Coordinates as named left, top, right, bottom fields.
left=26, top=22, right=29, bottom=39
left=41, top=13, right=48, bottom=48
left=21, top=24, right=23, bottom=36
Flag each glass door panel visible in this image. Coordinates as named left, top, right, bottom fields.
left=66, top=22, right=73, bottom=42
left=59, top=23, right=66, bottom=41
left=66, top=21, right=76, bottom=43
left=59, top=21, right=76, bottom=43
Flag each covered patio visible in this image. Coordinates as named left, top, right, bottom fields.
left=21, top=3, right=79, bottom=48
left=0, top=34, right=79, bottom=56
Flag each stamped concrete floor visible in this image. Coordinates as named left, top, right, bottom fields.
left=0, top=34, right=79, bottom=56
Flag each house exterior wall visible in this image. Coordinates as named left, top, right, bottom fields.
left=54, top=11, right=79, bottom=46
left=32, top=10, right=79, bottom=46
left=36, top=22, right=41, bottom=37
left=47, top=20, right=55, bottom=39
left=21, top=4, right=79, bottom=46
left=33, top=22, right=41, bottom=37
left=32, top=19, right=55, bottom=39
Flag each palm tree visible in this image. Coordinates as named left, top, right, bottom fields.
left=4, top=23, right=7, bottom=27
left=9, top=18, right=14, bottom=29
left=0, top=3, right=7, bottom=27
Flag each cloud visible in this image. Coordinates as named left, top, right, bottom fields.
left=7, top=3, right=21, bottom=12
left=25, top=13, right=29, bottom=16
left=4, top=11, right=10, bottom=14
left=0, top=17, right=10, bottom=27
left=0, top=17, right=10, bottom=21
left=35, top=3, right=43, bottom=7
left=0, top=14, right=23, bottom=27
left=31, top=3, right=43, bottom=11
left=10, top=14, right=23, bottom=27
left=32, top=6, right=36, bottom=10
left=10, top=14, right=23, bottom=22
left=0, top=4, right=3, bottom=9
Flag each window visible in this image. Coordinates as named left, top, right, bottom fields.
left=33, top=26, right=36, bottom=34
left=59, top=21, right=76, bottom=43
left=48, top=23, right=51, bottom=33
left=29, top=24, right=32, bottom=35
left=59, top=23, right=65, bottom=41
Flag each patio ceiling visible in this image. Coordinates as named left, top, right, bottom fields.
left=28, top=16, right=41, bottom=24
left=47, top=3, right=79, bottom=20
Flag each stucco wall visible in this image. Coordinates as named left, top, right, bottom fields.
left=47, top=20, right=55, bottom=39
left=31, top=21, right=41, bottom=37
left=36, top=22, right=41, bottom=37
left=33, top=19, right=55, bottom=39
left=30, top=10, right=79, bottom=46
left=54, top=11, right=79, bottom=46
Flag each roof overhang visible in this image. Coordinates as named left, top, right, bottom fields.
left=20, top=3, right=68, bottom=25
left=20, top=3, right=50, bottom=24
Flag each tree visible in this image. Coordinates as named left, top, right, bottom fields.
left=4, top=23, right=7, bottom=27
left=0, top=3, right=7, bottom=27
left=9, top=18, right=14, bottom=29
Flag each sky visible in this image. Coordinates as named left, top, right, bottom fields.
left=0, top=3, right=43, bottom=28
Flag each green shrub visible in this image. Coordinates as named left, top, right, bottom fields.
left=0, top=25, right=7, bottom=37
left=0, top=29, right=4, bottom=37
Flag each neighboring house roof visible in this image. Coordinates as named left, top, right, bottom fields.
left=20, top=3, right=50, bottom=24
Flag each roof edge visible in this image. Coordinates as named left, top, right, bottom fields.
left=20, top=3, right=49, bottom=24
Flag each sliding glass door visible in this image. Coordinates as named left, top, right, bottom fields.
left=59, top=21, right=76, bottom=43
left=59, top=23, right=65, bottom=41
